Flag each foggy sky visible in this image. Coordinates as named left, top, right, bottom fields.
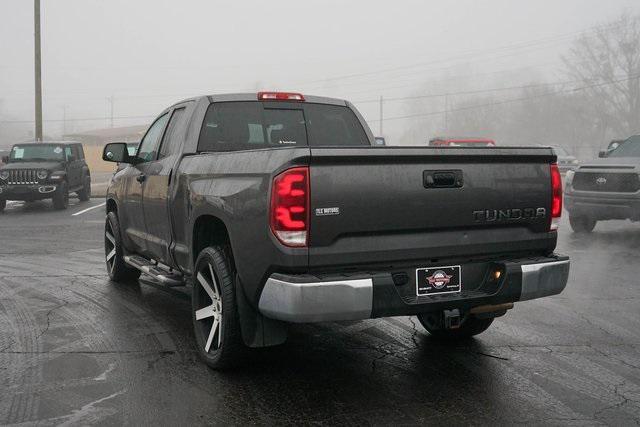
left=1, top=0, right=639, bottom=144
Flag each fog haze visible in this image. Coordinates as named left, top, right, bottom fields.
left=1, top=0, right=639, bottom=146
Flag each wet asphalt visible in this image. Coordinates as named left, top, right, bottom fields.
left=0, top=199, right=639, bottom=425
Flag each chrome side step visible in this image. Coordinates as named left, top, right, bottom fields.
left=123, top=255, right=185, bottom=287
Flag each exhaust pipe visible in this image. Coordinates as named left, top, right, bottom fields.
left=470, top=303, right=514, bottom=315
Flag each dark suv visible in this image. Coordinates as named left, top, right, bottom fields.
left=0, top=142, right=91, bottom=212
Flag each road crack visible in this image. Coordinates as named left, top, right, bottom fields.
left=408, top=316, right=421, bottom=349
left=34, top=300, right=69, bottom=342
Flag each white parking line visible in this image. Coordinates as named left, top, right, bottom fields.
left=72, top=202, right=106, bottom=216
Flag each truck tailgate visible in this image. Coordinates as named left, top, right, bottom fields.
left=308, top=147, right=557, bottom=268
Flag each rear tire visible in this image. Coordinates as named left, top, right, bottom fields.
left=569, top=215, right=596, bottom=233
left=0, top=199, right=5, bottom=213
left=78, top=176, right=91, bottom=202
left=417, top=314, right=494, bottom=341
left=52, top=182, right=69, bottom=210
left=192, top=246, right=246, bottom=370
left=105, top=211, right=140, bottom=282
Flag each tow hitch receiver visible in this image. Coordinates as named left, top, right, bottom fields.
left=443, top=309, right=462, bottom=329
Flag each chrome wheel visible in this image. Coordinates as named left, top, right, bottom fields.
left=105, top=221, right=116, bottom=274
left=195, top=263, right=223, bottom=352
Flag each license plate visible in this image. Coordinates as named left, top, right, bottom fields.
left=416, top=265, right=462, bottom=296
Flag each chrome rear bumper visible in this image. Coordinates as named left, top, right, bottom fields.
left=258, top=277, right=373, bottom=322
left=258, top=257, right=570, bottom=323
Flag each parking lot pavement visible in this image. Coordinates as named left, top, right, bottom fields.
left=0, top=211, right=639, bottom=425
left=1, top=199, right=106, bottom=255
left=90, top=172, right=114, bottom=198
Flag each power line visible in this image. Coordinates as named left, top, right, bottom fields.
left=301, top=44, right=566, bottom=91
left=297, top=21, right=629, bottom=88
left=0, top=114, right=155, bottom=124
left=316, top=62, right=559, bottom=99
left=367, top=74, right=640, bottom=123
left=352, top=79, right=584, bottom=104
left=3, top=75, right=637, bottom=126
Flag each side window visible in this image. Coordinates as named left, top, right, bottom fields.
left=76, top=145, right=85, bottom=159
left=137, top=113, right=170, bottom=162
left=64, top=147, right=73, bottom=161
left=198, top=102, right=307, bottom=152
left=158, top=108, right=186, bottom=159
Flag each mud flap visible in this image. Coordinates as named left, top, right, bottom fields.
left=235, top=275, right=287, bottom=348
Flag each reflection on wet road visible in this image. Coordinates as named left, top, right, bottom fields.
left=1, top=207, right=639, bottom=424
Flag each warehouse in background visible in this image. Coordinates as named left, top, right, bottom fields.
left=62, top=124, right=147, bottom=173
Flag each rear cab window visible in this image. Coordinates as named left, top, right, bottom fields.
left=197, top=101, right=370, bottom=152
left=304, top=104, right=369, bottom=147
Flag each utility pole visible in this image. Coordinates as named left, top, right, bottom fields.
left=107, top=95, right=114, bottom=128
left=62, top=105, right=67, bottom=135
left=379, top=95, right=383, bottom=136
left=34, top=0, right=43, bottom=141
left=444, top=93, right=449, bottom=134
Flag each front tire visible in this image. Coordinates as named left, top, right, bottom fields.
left=105, top=211, right=140, bottom=282
left=0, top=199, right=5, bottom=212
left=52, top=182, right=69, bottom=210
left=78, top=176, right=91, bottom=202
left=417, top=314, right=494, bottom=341
left=192, top=246, right=246, bottom=369
left=569, top=215, right=596, bottom=233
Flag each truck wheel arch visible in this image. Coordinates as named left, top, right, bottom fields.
left=106, top=198, right=118, bottom=215
left=192, top=215, right=233, bottom=267
left=191, top=214, right=287, bottom=348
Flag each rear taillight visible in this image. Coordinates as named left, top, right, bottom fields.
left=550, top=163, right=562, bottom=231
left=270, top=166, right=309, bottom=247
left=258, top=91, right=305, bottom=101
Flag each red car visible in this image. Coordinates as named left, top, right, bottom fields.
left=429, top=137, right=496, bottom=147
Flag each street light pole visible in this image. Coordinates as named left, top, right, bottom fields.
left=107, top=95, right=114, bottom=128
left=379, top=95, right=383, bottom=136
left=34, top=0, right=43, bottom=142
left=62, top=104, right=67, bottom=135
left=444, top=93, right=449, bottom=133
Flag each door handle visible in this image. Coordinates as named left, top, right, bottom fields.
left=423, top=170, right=463, bottom=188
left=136, top=174, right=146, bottom=183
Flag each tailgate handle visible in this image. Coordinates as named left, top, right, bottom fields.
left=423, top=170, right=463, bottom=188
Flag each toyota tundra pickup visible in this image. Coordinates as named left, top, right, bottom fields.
left=101, top=92, right=570, bottom=369
left=565, top=135, right=640, bottom=232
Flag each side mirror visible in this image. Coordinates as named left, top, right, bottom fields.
left=103, top=142, right=131, bottom=163
left=598, top=150, right=607, bottom=158
left=1, top=156, right=8, bottom=164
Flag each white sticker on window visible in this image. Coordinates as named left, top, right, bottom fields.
left=53, top=147, right=63, bottom=154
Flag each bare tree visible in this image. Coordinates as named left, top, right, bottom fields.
left=562, top=13, right=640, bottom=137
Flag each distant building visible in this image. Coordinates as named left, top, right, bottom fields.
left=62, top=124, right=148, bottom=146
left=62, top=124, right=148, bottom=173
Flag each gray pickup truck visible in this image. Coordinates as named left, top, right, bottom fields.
left=101, top=92, right=569, bottom=369
left=565, top=135, right=640, bottom=232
